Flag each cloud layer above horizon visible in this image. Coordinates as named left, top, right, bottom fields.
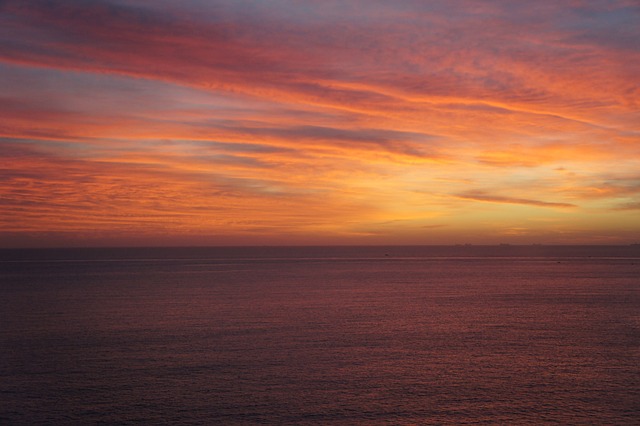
left=1, top=0, right=639, bottom=246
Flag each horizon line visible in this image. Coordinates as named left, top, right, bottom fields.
left=2, top=243, right=640, bottom=250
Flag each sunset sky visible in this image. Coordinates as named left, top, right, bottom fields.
left=1, top=0, right=639, bottom=247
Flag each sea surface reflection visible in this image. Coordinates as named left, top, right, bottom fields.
left=1, top=246, right=639, bottom=424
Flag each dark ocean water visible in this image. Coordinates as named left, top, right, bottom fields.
left=1, top=246, right=639, bottom=424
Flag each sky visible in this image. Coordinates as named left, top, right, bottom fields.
left=0, top=0, right=639, bottom=247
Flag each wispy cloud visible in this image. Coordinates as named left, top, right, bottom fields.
left=455, top=191, right=576, bottom=209
left=0, top=0, right=638, bottom=245
left=615, top=200, right=640, bottom=210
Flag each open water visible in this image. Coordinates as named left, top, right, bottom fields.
left=1, top=246, right=639, bottom=424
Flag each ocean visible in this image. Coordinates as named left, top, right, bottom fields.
left=1, top=246, right=639, bottom=424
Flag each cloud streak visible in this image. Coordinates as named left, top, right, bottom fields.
left=455, top=191, right=576, bottom=209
